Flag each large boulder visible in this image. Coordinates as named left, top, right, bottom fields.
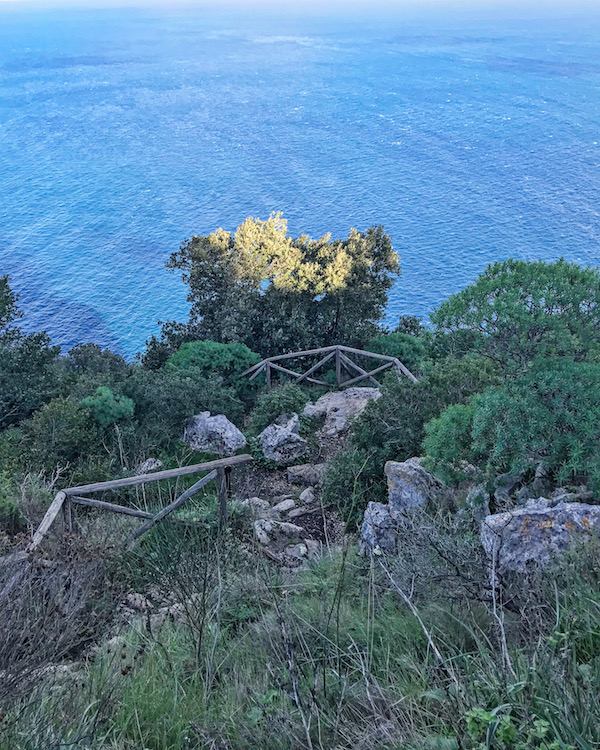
left=287, top=462, right=327, bottom=487
left=481, top=499, right=600, bottom=575
left=259, top=413, right=308, bottom=465
left=303, top=387, right=381, bottom=436
left=184, top=412, right=246, bottom=456
left=385, top=458, right=444, bottom=511
left=361, top=458, right=443, bottom=556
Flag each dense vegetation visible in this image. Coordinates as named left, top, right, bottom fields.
left=1, top=223, right=600, bottom=750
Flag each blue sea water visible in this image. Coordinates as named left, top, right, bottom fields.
left=1, top=2, right=599, bottom=357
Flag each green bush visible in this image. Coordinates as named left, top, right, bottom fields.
left=248, top=383, right=310, bottom=435
left=472, top=359, right=600, bottom=491
left=165, top=340, right=260, bottom=382
left=422, top=359, right=600, bottom=492
left=423, top=402, right=481, bottom=483
left=20, top=397, right=101, bottom=475
left=81, top=386, right=135, bottom=428
left=367, top=331, right=430, bottom=376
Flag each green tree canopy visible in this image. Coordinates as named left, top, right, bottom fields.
left=156, top=213, right=400, bottom=358
left=431, top=259, right=600, bottom=370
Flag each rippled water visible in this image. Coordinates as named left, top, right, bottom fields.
left=1, top=3, right=599, bottom=357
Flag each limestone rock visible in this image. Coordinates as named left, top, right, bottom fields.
left=253, top=519, right=305, bottom=549
left=271, top=498, right=296, bottom=515
left=481, top=499, right=600, bottom=575
left=303, top=387, right=381, bottom=436
left=285, top=543, right=308, bottom=560
left=259, top=413, right=308, bottom=465
left=184, top=412, right=246, bottom=456
left=239, top=497, right=272, bottom=518
left=360, top=502, right=399, bottom=556
left=287, top=462, right=327, bottom=487
left=136, top=458, right=163, bottom=475
left=385, top=458, right=444, bottom=511
left=299, top=487, right=316, bottom=505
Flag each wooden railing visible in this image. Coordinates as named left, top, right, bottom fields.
left=27, top=454, right=253, bottom=552
left=241, top=344, right=418, bottom=389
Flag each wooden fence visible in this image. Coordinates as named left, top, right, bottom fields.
left=27, top=453, right=253, bottom=552
left=241, top=344, right=418, bottom=389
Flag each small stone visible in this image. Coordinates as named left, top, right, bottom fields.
left=299, top=487, right=315, bottom=505
left=288, top=507, right=309, bottom=519
left=271, top=498, right=296, bottom=514
left=285, top=543, right=308, bottom=559
left=126, top=593, right=153, bottom=612
left=385, top=457, right=444, bottom=511
left=259, top=413, right=308, bottom=465
left=240, top=497, right=272, bottom=518
left=136, top=458, right=163, bottom=475
left=254, top=518, right=273, bottom=545
left=304, top=538, right=321, bottom=558
left=287, top=463, right=327, bottom=487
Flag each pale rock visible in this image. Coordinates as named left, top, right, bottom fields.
left=303, top=387, right=381, bottom=436
left=259, top=413, right=308, bottom=465
left=299, top=487, right=316, bottom=505
left=271, top=498, right=296, bottom=515
left=285, top=543, right=308, bottom=559
left=287, top=463, right=327, bottom=487
left=184, top=412, right=246, bottom=456
left=481, top=499, right=600, bottom=575
left=136, top=458, right=163, bottom=475
left=385, top=457, right=444, bottom=511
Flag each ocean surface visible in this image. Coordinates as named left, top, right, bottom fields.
left=1, top=3, right=599, bottom=357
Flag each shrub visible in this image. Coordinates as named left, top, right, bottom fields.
left=248, top=383, right=310, bottom=435
left=20, top=397, right=101, bottom=475
left=165, top=340, right=260, bottom=380
left=81, top=386, right=135, bottom=428
left=472, top=359, right=600, bottom=491
left=423, top=402, right=481, bottom=483
left=367, top=331, right=430, bottom=376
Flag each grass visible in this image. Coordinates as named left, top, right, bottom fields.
left=2, top=522, right=600, bottom=750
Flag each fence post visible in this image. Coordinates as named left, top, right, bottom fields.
left=335, top=347, right=342, bottom=387
left=217, top=468, right=228, bottom=529
left=62, top=498, right=73, bottom=534
left=265, top=362, right=272, bottom=390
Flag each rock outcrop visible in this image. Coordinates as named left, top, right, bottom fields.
left=481, top=499, right=600, bottom=575
left=136, top=457, right=163, bottom=475
left=303, top=387, right=381, bottom=436
left=385, top=458, right=444, bottom=511
left=259, top=413, right=308, bottom=465
left=360, top=458, right=444, bottom=556
left=184, top=412, right=247, bottom=456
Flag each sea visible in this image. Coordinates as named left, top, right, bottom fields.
left=1, top=2, right=599, bottom=358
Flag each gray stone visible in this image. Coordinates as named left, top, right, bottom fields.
left=385, top=458, right=444, bottom=511
left=287, top=463, right=327, bottom=487
left=481, top=499, right=600, bottom=575
left=253, top=519, right=306, bottom=548
left=285, top=543, right=308, bottom=559
left=271, top=498, right=296, bottom=515
left=493, top=472, right=523, bottom=505
left=184, top=412, right=246, bottom=456
left=304, top=538, right=321, bottom=559
left=303, top=387, right=381, bottom=436
left=299, top=487, right=316, bottom=505
left=239, top=497, right=272, bottom=518
left=136, top=458, right=163, bottom=475
left=259, top=413, right=308, bottom=465
left=360, top=502, right=399, bottom=556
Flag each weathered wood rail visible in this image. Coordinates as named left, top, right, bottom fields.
left=27, top=454, right=253, bottom=552
left=241, top=344, right=418, bottom=389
